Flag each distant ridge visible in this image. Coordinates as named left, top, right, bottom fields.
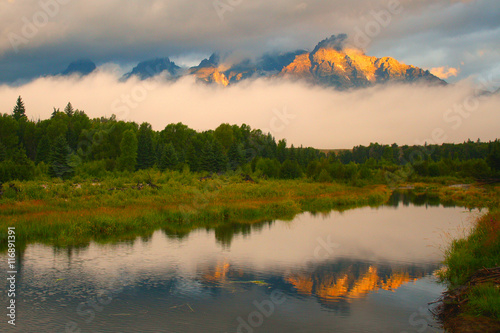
left=122, top=58, right=181, bottom=80
left=61, top=59, right=96, bottom=76
left=59, top=34, right=446, bottom=89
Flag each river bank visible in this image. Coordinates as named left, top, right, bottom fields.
left=0, top=176, right=390, bottom=250
left=437, top=209, right=500, bottom=332
left=1, top=176, right=499, bottom=330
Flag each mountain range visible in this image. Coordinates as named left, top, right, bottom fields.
left=60, top=34, right=446, bottom=89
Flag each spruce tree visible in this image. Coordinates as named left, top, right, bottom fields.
left=36, top=135, right=51, bottom=164
left=64, top=102, right=74, bottom=116
left=136, top=123, right=155, bottom=169
left=200, top=140, right=215, bottom=172
left=118, top=129, right=138, bottom=172
left=228, top=142, right=245, bottom=170
left=487, top=140, right=500, bottom=172
left=277, top=139, right=287, bottom=163
left=186, top=145, right=199, bottom=172
left=0, top=142, right=6, bottom=163
left=213, top=140, right=228, bottom=172
left=12, top=96, right=27, bottom=121
left=159, top=143, right=179, bottom=171
left=50, top=135, right=73, bottom=179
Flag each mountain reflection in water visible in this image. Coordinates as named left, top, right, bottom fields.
left=0, top=193, right=479, bottom=332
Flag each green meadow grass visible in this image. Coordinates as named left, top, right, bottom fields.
left=0, top=172, right=391, bottom=250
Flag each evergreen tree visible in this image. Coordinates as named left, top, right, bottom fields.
left=0, top=114, right=19, bottom=150
left=51, top=107, right=60, bottom=119
left=186, top=145, right=199, bottom=172
left=487, top=140, right=500, bottom=172
left=20, top=119, right=37, bottom=160
left=64, top=102, right=74, bottom=117
left=0, top=142, right=6, bottom=163
left=50, top=135, right=73, bottom=179
left=136, top=123, right=155, bottom=169
left=227, top=142, right=245, bottom=170
left=200, top=140, right=215, bottom=172
left=213, top=140, right=228, bottom=172
left=159, top=142, right=179, bottom=171
left=277, top=139, right=287, bottom=163
left=36, top=135, right=51, bottom=164
left=12, top=96, right=27, bottom=121
left=118, top=129, right=138, bottom=172
left=289, top=144, right=296, bottom=161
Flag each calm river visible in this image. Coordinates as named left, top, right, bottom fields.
left=1, top=194, right=481, bottom=332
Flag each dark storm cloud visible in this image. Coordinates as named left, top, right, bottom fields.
left=0, top=0, right=498, bottom=84
left=367, top=0, right=500, bottom=84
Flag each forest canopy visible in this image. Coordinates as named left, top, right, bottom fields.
left=1, top=96, right=499, bottom=184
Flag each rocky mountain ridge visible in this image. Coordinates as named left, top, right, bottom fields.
left=60, top=34, right=446, bottom=89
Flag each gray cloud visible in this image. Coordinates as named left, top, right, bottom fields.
left=0, top=0, right=498, bottom=85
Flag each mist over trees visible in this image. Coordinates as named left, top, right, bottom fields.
left=0, top=97, right=499, bottom=183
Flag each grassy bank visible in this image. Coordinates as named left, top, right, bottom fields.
left=0, top=171, right=390, bottom=250
left=437, top=184, right=500, bottom=332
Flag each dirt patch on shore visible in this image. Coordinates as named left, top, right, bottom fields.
left=436, top=267, right=500, bottom=332
left=443, top=315, right=500, bottom=333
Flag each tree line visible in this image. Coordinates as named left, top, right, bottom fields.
left=0, top=96, right=499, bottom=183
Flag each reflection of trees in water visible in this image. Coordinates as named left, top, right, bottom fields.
left=26, top=189, right=462, bottom=253
left=213, top=220, right=275, bottom=247
left=386, top=190, right=445, bottom=208
left=162, top=228, right=191, bottom=240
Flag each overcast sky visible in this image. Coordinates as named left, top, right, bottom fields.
left=0, top=0, right=499, bottom=148
left=1, top=0, right=499, bottom=84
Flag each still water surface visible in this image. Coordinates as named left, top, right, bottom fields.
left=1, top=197, right=481, bottom=332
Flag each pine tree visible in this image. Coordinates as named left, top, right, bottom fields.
left=213, top=140, right=228, bottom=172
left=277, top=139, right=287, bottom=163
left=159, top=143, right=179, bottom=171
left=0, top=114, right=19, bottom=150
left=36, top=135, right=51, bottom=164
left=50, top=135, right=73, bottom=179
left=200, top=140, right=215, bottom=172
left=64, top=102, right=74, bottom=117
left=487, top=140, right=500, bottom=172
left=136, top=123, right=155, bottom=170
left=12, top=96, right=27, bottom=121
left=0, top=142, right=6, bottom=163
left=51, top=107, right=60, bottom=119
left=186, top=145, right=199, bottom=172
left=227, top=142, right=245, bottom=170
left=118, top=129, right=138, bottom=172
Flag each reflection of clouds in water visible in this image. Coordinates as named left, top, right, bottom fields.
left=12, top=205, right=477, bottom=293
left=2, top=204, right=466, bottom=332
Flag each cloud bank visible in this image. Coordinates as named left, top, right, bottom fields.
left=1, top=70, right=498, bottom=149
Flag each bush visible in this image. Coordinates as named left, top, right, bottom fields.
left=75, top=160, right=110, bottom=179
left=279, top=160, right=302, bottom=179
left=317, top=169, right=333, bottom=183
